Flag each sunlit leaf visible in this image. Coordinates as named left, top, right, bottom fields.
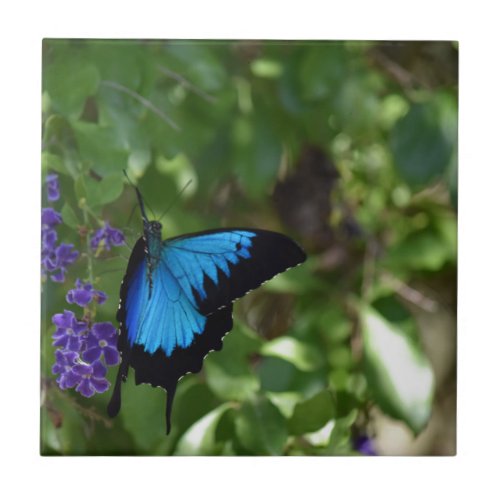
left=361, top=306, right=434, bottom=434
left=250, top=59, right=283, bottom=78
left=175, top=403, right=234, bottom=456
left=260, top=336, right=324, bottom=372
left=305, top=420, right=336, bottom=447
left=42, top=152, right=65, bottom=176
left=266, top=391, right=302, bottom=418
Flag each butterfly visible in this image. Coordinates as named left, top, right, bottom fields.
left=107, top=180, right=306, bottom=434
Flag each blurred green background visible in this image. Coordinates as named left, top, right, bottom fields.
left=41, top=39, right=457, bottom=456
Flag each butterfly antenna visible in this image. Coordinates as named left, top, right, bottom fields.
left=122, top=170, right=157, bottom=222
left=158, top=179, right=193, bottom=223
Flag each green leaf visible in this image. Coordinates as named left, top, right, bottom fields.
left=288, top=389, right=335, bottom=435
left=156, top=153, right=197, bottom=194
left=42, top=115, right=79, bottom=164
left=48, top=395, right=88, bottom=455
left=72, top=122, right=129, bottom=176
left=117, top=379, right=167, bottom=452
left=204, top=324, right=262, bottom=401
left=232, top=109, right=282, bottom=198
left=379, top=94, right=410, bottom=130
left=44, top=55, right=100, bottom=119
left=41, top=152, right=65, bottom=176
left=128, top=149, right=152, bottom=178
left=257, top=357, right=297, bottom=392
left=164, top=43, right=228, bottom=92
left=61, top=203, right=80, bottom=229
left=83, top=173, right=124, bottom=208
left=156, top=379, right=219, bottom=455
left=299, top=44, right=347, bottom=101
left=361, top=306, right=434, bottom=434
left=174, top=403, right=234, bottom=456
left=304, top=420, right=336, bottom=447
left=385, top=224, right=456, bottom=271
left=322, top=409, right=358, bottom=455
left=260, top=336, right=323, bottom=372
left=235, top=396, right=287, bottom=455
left=87, top=40, right=147, bottom=88
left=266, top=391, right=302, bottom=418
left=390, top=99, right=456, bottom=187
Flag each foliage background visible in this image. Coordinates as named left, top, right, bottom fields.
left=41, top=39, right=457, bottom=456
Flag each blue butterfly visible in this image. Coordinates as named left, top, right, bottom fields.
left=107, top=180, right=306, bottom=434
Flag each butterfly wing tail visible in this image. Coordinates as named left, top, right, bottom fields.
left=165, top=383, right=177, bottom=435
left=107, top=355, right=130, bottom=418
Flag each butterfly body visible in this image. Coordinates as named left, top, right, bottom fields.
left=107, top=184, right=306, bottom=434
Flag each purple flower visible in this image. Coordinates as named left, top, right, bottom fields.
left=49, top=244, right=79, bottom=282
left=46, top=173, right=60, bottom=202
left=91, top=222, right=125, bottom=253
left=41, top=209, right=61, bottom=280
left=52, top=350, right=81, bottom=390
left=66, top=279, right=107, bottom=308
left=42, top=207, right=62, bottom=228
left=354, top=435, right=377, bottom=456
left=52, top=310, right=88, bottom=352
left=41, top=207, right=78, bottom=283
left=83, top=322, right=119, bottom=365
left=73, top=360, right=111, bottom=397
left=42, top=228, right=58, bottom=252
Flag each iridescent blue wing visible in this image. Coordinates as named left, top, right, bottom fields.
left=164, top=228, right=306, bottom=315
left=107, top=229, right=305, bottom=434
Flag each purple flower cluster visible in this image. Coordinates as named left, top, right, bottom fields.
left=43, top=172, right=125, bottom=399
left=41, top=174, right=79, bottom=282
left=91, top=222, right=125, bottom=253
left=51, top=280, right=119, bottom=398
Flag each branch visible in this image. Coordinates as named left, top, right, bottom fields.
left=380, top=271, right=439, bottom=313
left=101, top=80, right=180, bottom=131
left=157, top=65, right=216, bottom=103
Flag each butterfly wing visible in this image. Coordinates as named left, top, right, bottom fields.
left=107, top=237, right=233, bottom=434
left=163, top=228, right=306, bottom=315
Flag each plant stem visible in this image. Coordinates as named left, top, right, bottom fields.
left=81, top=201, right=94, bottom=284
